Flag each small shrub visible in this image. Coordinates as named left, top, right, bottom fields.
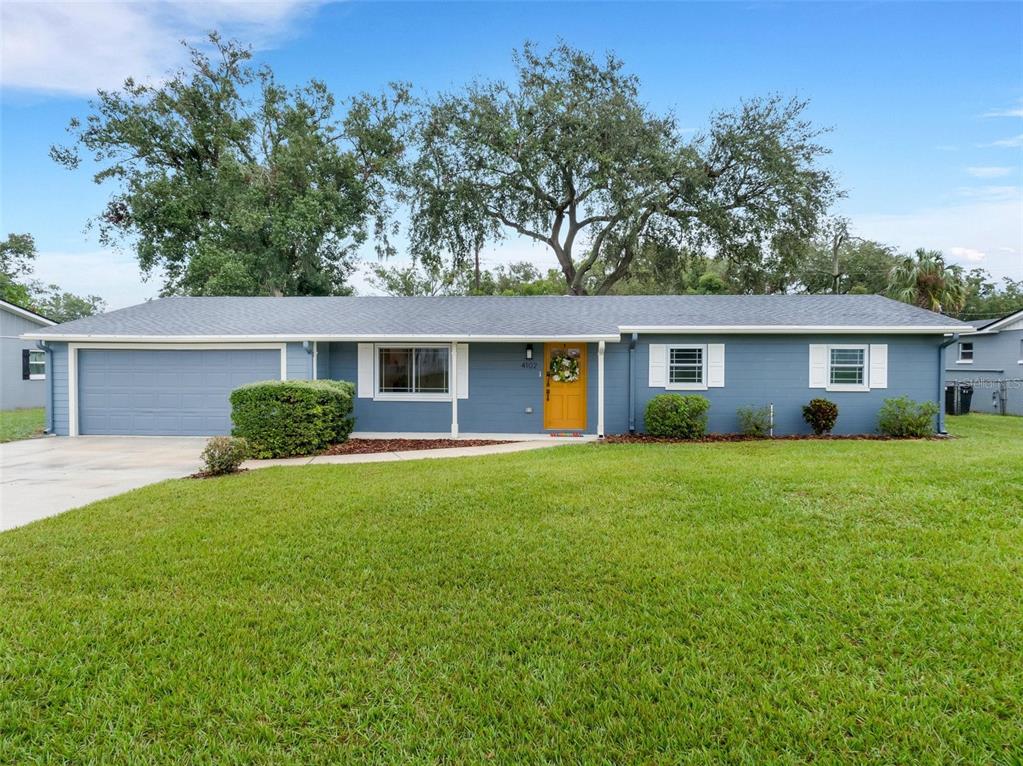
left=200, top=436, right=249, bottom=476
left=878, top=396, right=939, bottom=437
left=737, top=405, right=772, bottom=437
left=231, top=379, right=355, bottom=458
left=644, top=394, right=710, bottom=439
left=802, top=398, right=838, bottom=435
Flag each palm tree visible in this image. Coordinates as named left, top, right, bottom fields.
left=887, top=248, right=967, bottom=314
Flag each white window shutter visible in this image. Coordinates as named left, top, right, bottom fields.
left=457, top=343, right=469, bottom=399
left=648, top=344, right=666, bottom=387
left=707, top=344, right=725, bottom=387
left=809, top=344, right=828, bottom=388
left=869, top=344, right=888, bottom=389
left=357, top=343, right=374, bottom=398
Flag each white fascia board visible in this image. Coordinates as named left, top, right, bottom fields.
left=22, top=333, right=622, bottom=343
left=3, top=301, right=56, bottom=326
left=618, top=325, right=972, bottom=335
left=977, top=309, right=1023, bottom=333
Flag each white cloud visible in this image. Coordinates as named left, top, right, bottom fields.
left=982, top=134, right=1023, bottom=148
left=0, top=0, right=327, bottom=96
left=948, top=246, right=985, bottom=262
left=954, top=185, right=1021, bottom=201
left=966, top=166, right=1012, bottom=178
left=32, top=249, right=163, bottom=309
left=983, top=102, right=1023, bottom=118
left=851, top=190, right=1023, bottom=281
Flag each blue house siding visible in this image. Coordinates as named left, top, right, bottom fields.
left=286, top=342, right=312, bottom=381
left=321, top=341, right=605, bottom=434
left=632, top=334, right=943, bottom=435
left=315, top=341, right=331, bottom=380
left=43, top=333, right=945, bottom=438
left=50, top=342, right=69, bottom=436
left=1, top=308, right=50, bottom=410
left=945, top=328, right=1023, bottom=415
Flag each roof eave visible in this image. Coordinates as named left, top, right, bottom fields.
left=617, top=325, right=973, bottom=335
left=2, top=300, right=56, bottom=326
left=23, top=332, right=623, bottom=343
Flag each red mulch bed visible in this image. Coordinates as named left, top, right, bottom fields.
left=322, top=438, right=511, bottom=455
left=602, top=433, right=942, bottom=444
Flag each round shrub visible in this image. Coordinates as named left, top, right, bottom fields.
left=200, top=436, right=250, bottom=476
left=230, top=379, right=355, bottom=458
left=644, top=394, right=710, bottom=439
left=878, top=396, right=939, bottom=437
left=802, top=398, right=838, bottom=435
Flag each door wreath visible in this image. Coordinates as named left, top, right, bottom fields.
left=549, top=348, right=582, bottom=383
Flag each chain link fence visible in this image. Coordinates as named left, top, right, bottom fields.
left=947, top=377, right=1023, bottom=416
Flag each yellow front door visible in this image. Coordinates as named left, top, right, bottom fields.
left=544, top=343, right=587, bottom=431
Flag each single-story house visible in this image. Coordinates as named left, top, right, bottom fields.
left=1, top=299, right=56, bottom=411
left=945, top=307, right=1023, bottom=416
left=23, top=294, right=972, bottom=438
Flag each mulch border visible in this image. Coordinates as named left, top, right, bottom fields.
left=322, top=437, right=512, bottom=456
left=601, top=433, right=944, bottom=444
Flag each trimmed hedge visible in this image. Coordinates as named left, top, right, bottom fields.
left=230, top=380, right=355, bottom=459
left=644, top=394, right=710, bottom=439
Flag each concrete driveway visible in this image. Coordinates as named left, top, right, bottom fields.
left=1, top=436, right=207, bottom=531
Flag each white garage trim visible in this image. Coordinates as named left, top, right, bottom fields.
left=67, top=342, right=287, bottom=437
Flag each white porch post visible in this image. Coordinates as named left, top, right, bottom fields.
left=450, top=341, right=459, bottom=436
left=597, top=340, right=605, bottom=438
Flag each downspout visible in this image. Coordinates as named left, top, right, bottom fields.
left=937, top=333, right=959, bottom=435
left=37, top=341, right=53, bottom=434
left=628, top=333, right=638, bottom=433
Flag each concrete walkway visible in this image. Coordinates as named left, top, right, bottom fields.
left=243, top=438, right=586, bottom=469
left=2, top=435, right=590, bottom=531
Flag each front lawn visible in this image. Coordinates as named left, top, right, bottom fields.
left=1, top=415, right=1021, bottom=762
left=0, top=407, right=44, bottom=443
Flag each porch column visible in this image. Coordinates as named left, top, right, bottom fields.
left=450, top=341, right=459, bottom=436
left=597, top=340, right=605, bottom=438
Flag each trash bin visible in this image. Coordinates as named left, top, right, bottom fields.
left=958, top=383, right=974, bottom=413
left=945, top=383, right=958, bottom=415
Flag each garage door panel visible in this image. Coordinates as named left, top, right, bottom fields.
left=78, top=348, right=281, bottom=435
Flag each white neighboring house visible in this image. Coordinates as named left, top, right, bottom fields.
left=1, top=299, right=56, bottom=411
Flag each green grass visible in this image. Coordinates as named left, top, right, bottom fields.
left=2, top=415, right=1021, bottom=763
left=0, top=407, right=44, bottom=443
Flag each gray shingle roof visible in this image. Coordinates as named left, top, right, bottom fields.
left=26, top=294, right=972, bottom=340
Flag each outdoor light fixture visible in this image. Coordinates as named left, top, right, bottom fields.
left=525, top=343, right=533, bottom=360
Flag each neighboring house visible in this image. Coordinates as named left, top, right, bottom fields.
left=945, top=308, right=1023, bottom=416
left=23, top=295, right=971, bottom=438
left=1, top=299, right=55, bottom=411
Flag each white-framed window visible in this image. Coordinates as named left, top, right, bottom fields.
left=375, top=345, right=450, bottom=400
left=827, top=345, right=868, bottom=390
left=666, top=345, right=706, bottom=390
left=957, top=342, right=974, bottom=363
left=25, top=349, right=46, bottom=380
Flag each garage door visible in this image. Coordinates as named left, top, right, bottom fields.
left=78, top=348, right=281, bottom=435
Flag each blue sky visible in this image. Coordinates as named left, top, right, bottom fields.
left=2, top=1, right=1021, bottom=308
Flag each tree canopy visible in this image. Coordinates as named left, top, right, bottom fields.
left=886, top=248, right=968, bottom=315
left=401, top=43, right=838, bottom=295
left=0, top=233, right=105, bottom=322
left=52, top=34, right=408, bottom=297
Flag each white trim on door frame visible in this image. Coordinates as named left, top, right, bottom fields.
left=66, top=342, right=288, bottom=437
